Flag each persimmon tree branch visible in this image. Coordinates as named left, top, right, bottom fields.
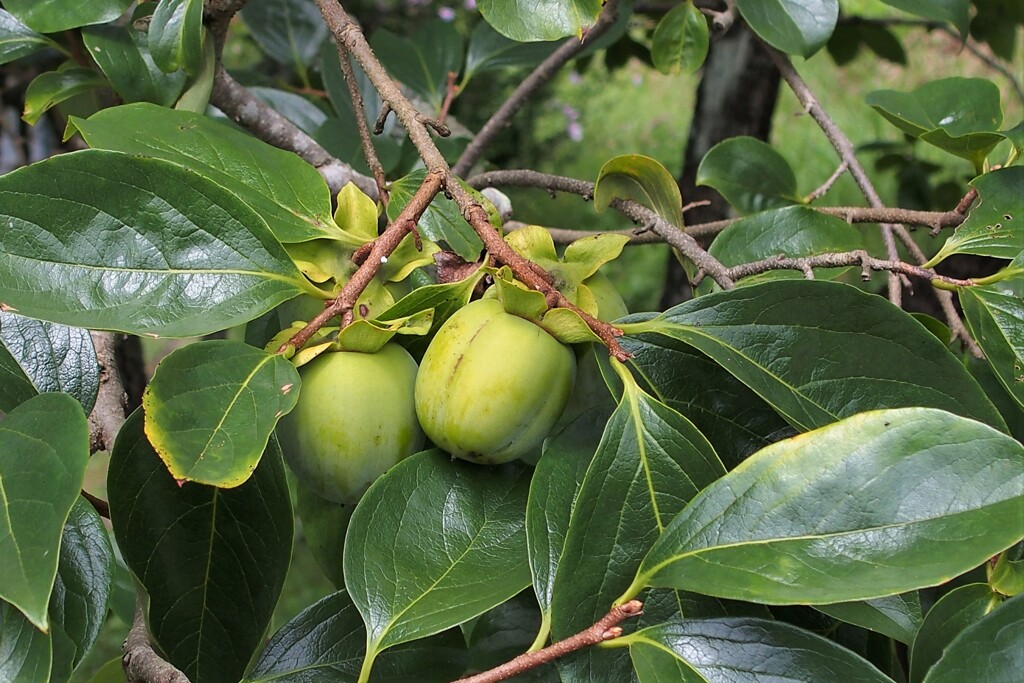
left=337, top=43, right=389, bottom=203
left=452, top=0, right=622, bottom=176
left=311, top=0, right=639, bottom=361
left=455, top=600, right=645, bottom=683
left=721, top=250, right=977, bottom=287
left=123, top=601, right=190, bottom=683
left=763, top=45, right=979, bottom=353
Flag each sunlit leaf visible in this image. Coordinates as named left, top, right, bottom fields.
left=735, top=0, right=838, bottom=57
left=595, top=154, right=683, bottom=226
left=478, top=0, right=604, bottom=42
left=696, top=137, right=800, bottom=214
left=651, top=2, right=709, bottom=74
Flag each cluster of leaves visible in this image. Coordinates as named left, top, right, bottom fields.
left=0, top=0, right=1022, bottom=683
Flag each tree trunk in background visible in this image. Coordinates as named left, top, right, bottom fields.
left=661, top=21, right=781, bottom=307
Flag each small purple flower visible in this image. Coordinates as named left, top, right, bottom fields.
left=438, top=6, right=456, bottom=21
left=464, top=0, right=476, bottom=9
left=568, top=71, right=583, bottom=85
left=567, top=121, right=583, bottom=142
left=561, top=104, right=580, bottom=121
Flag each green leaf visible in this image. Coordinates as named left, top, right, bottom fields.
left=696, top=136, right=800, bottom=214
left=171, top=25, right=214, bottom=113
left=386, top=171, right=484, bottom=261
left=372, top=20, right=464, bottom=112
left=22, top=66, right=107, bottom=125
left=927, top=167, right=1024, bottom=265
left=464, top=22, right=559, bottom=81
left=142, top=340, right=301, bottom=487
left=923, top=592, right=1023, bottom=682
left=866, top=78, right=1004, bottom=170
left=0, top=149, right=309, bottom=337
left=49, top=497, right=114, bottom=673
left=245, top=590, right=468, bottom=682
left=1001, top=120, right=1024, bottom=163
left=735, top=0, right=838, bottom=57
left=0, top=9, right=61, bottom=65
left=0, top=341, right=36, bottom=414
left=817, top=593, right=923, bottom=644
left=374, top=272, right=484, bottom=356
left=465, top=591, right=548, bottom=677
left=0, top=393, right=89, bottom=631
left=625, top=617, right=890, bottom=682
left=2, top=0, right=132, bottom=33
left=960, top=277, right=1024, bottom=410
left=990, top=542, right=1024, bottom=596
left=878, top=0, right=969, bottom=37
left=0, top=312, right=98, bottom=414
left=478, top=0, right=604, bottom=42
left=148, top=0, right=203, bottom=75
left=70, top=103, right=345, bottom=244
left=344, top=450, right=531, bottom=667
left=623, top=408, right=1024, bottom=606
left=707, top=205, right=864, bottom=285
left=966, top=355, right=1024, bottom=443
left=80, top=658, right=125, bottom=683
left=618, top=280, right=1006, bottom=431
left=81, top=25, right=186, bottom=106
left=528, top=404, right=613, bottom=621
left=594, top=154, right=683, bottom=226
left=0, top=601, right=51, bottom=683
left=295, top=484, right=352, bottom=589
left=108, top=410, right=293, bottom=683
left=620, top=327, right=793, bottom=469
left=241, top=0, right=329, bottom=68
left=651, top=2, right=709, bottom=75
left=550, top=364, right=725, bottom=638
left=909, top=583, right=999, bottom=683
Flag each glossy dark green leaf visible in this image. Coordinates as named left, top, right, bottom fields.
left=49, top=497, right=113, bottom=674
left=618, top=280, right=1005, bottom=431
left=387, top=171, right=483, bottom=261
left=909, top=583, right=998, bottom=683
left=142, top=341, right=301, bottom=487
left=878, top=0, right=969, bottom=37
left=0, top=150, right=309, bottom=337
left=22, top=66, right=107, bottom=125
left=0, top=393, right=89, bottom=631
left=241, top=0, right=329, bottom=68
left=70, top=103, right=345, bottom=244
left=866, top=78, right=1004, bottom=169
left=960, top=277, right=1024, bottom=410
left=928, top=167, right=1023, bottom=265
left=0, top=9, right=61, bottom=65
left=345, top=450, right=531, bottom=667
left=0, top=312, right=98, bottom=414
left=624, top=408, right=1024, bottom=606
left=465, top=591, right=547, bottom=677
left=245, top=589, right=468, bottom=683
left=696, top=137, right=800, bottom=214
left=707, top=205, right=864, bottom=284
left=923, top=592, right=1023, bottom=682
left=373, top=21, right=464, bottom=111
left=550, top=364, right=724, bottom=639
left=528, top=404, right=613, bottom=621
left=0, top=342, right=36, bottom=414
left=2, top=0, right=131, bottom=33
left=595, top=154, right=683, bottom=226
left=148, top=0, right=202, bottom=75
left=651, top=2, right=709, bottom=75
left=619, top=325, right=794, bottom=469
left=966, top=355, right=1024, bottom=443
left=735, top=0, right=838, bottom=57
left=108, top=411, right=293, bottom=683
left=625, top=617, right=890, bottom=682
left=464, top=22, right=559, bottom=81
left=478, top=0, right=603, bottom=42
left=818, top=593, right=922, bottom=644
left=0, top=601, right=50, bottom=683
left=82, top=24, right=185, bottom=106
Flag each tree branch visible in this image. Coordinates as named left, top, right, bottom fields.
left=721, top=250, right=976, bottom=287
left=88, top=331, right=128, bottom=454
left=313, top=0, right=635, bottom=361
left=123, top=601, right=189, bottom=683
left=452, top=0, right=622, bottom=176
left=455, top=600, right=644, bottom=683
left=337, top=43, right=389, bottom=203
left=208, top=65, right=378, bottom=199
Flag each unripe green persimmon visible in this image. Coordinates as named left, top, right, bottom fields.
left=277, top=343, right=424, bottom=503
left=584, top=271, right=629, bottom=322
left=415, top=298, right=576, bottom=464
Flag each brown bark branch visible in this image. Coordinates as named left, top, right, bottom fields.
left=721, top=250, right=976, bottom=287
left=88, top=331, right=128, bottom=454
left=452, top=0, right=622, bottom=176
left=455, top=600, right=644, bottom=683
left=337, top=43, right=389, bottom=203
left=123, top=601, right=189, bottom=683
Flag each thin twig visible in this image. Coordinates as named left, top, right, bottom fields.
left=82, top=490, right=110, bottom=519
left=721, top=250, right=976, bottom=287
left=123, top=601, right=189, bottom=683
left=437, top=71, right=459, bottom=126
left=451, top=0, right=622, bottom=176
left=805, top=161, right=848, bottom=202
left=764, top=46, right=977, bottom=345
left=337, top=43, right=389, bottom=203
left=455, top=600, right=645, bottom=683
